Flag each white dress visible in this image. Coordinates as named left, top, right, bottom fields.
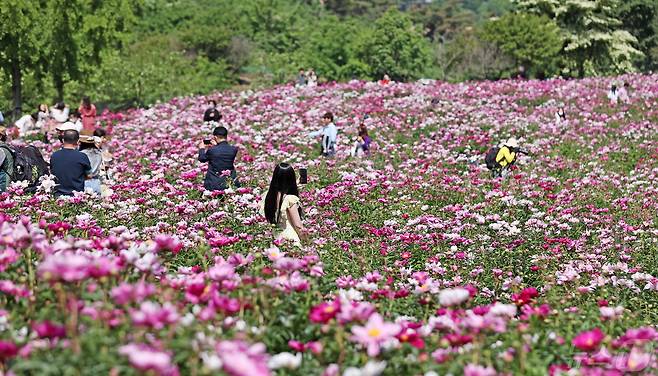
left=260, top=193, right=302, bottom=247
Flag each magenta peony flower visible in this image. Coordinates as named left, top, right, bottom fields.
left=572, top=328, right=605, bottom=352
left=309, top=299, right=340, bottom=324
left=32, top=320, right=66, bottom=339
left=0, top=340, right=19, bottom=360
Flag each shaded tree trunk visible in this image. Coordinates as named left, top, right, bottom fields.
left=11, top=58, right=22, bottom=119
left=54, top=73, right=65, bottom=102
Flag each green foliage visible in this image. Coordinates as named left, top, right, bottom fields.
left=356, top=9, right=432, bottom=81
left=616, top=0, right=658, bottom=70
left=514, top=0, right=645, bottom=76
left=481, top=13, right=563, bottom=77
left=1, top=0, right=657, bottom=114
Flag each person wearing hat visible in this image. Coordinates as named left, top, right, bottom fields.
left=493, top=137, right=520, bottom=178
left=197, top=126, right=240, bottom=191
left=0, top=126, right=13, bottom=193
left=50, top=130, right=92, bottom=197
left=79, top=135, right=104, bottom=195
left=55, top=122, right=80, bottom=144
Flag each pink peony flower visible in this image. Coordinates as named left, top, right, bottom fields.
left=118, top=343, right=178, bottom=375
left=464, top=363, right=498, bottom=376
left=350, top=313, right=401, bottom=356
left=216, top=340, right=270, bottom=376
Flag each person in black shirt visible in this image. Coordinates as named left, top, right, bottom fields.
left=50, top=130, right=92, bottom=197
left=198, top=126, right=240, bottom=191
left=203, top=100, right=222, bottom=123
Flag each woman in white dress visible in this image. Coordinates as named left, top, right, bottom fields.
left=261, top=163, right=306, bottom=247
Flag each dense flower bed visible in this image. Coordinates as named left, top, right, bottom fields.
left=1, top=75, right=658, bottom=375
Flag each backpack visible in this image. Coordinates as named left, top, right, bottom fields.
left=0, top=145, right=49, bottom=193
left=484, top=147, right=501, bottom=170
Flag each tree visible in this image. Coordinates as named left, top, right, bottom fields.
left=408, top=0, right=477, bottom=42
left=481, top=13, right=563, bottom=77
left=615, top=0, right=658, bottom=70
left=514, top=0, right=644, bottom=77
left=43, top=0, right=140, bottom=100
left=0, top=1, right=41, bottom=117
left=356, top=9, right=432, bottom=81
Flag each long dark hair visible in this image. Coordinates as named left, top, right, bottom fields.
left=82, top=96, right=92, bottom=109
left=358, top=124, right=368, bottom=138
left=264, top=163, right=302, bottom=224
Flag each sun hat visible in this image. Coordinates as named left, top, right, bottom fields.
left=505, top=137, right=519, bottom=148
left=80, top=135, right=102, bottom=145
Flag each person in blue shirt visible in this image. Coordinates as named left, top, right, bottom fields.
left=309, top=112, right=338, bottom=157
left=50, top=130, right=92, bottom=197
left=198, top=126, right=240, bottom=191
left=0, top=110, right=4, bottom=124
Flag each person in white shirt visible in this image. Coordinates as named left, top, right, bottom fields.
left=309, top=112, right=337, bottom=157
left=306, top=69, right=317, bottom=87
left=63, top=111, right=83, bottom=133
left=14, top=112, right=38, bottom=137
left=555, top=107, right=566, bottom=124
left=607, top=84, right=618, bottom=106
left=50, top=102, right=70, bottom=123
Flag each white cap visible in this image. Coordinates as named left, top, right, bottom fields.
left=55, top=122, right=78, bottom=131
left=505, top=137, right=519, bottom=148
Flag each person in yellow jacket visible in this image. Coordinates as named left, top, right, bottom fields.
left=493, top=137, right=519, bottom=178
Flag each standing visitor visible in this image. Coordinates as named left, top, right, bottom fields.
left=50, top=130, right=92, bottom=197
left=261, top=163, right=306, bottom=247
left=79, top=96, right=97, bottom=132
left=0, top=126, right=13, bottom=193
left=197, top=126, right=240, bottom=191
left=380, top=74, right=391, bottom=85
left=0, top=109, right=4, bottom=124
left=79, top=135, right=104, bottom=195
left=309, top=112, right=337, bottom=157
left=203, top=100, right=222, bottom=123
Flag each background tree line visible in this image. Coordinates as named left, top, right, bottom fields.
left=1, top=0, right=656, bottom=117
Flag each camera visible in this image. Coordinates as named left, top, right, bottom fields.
left=299, top=168, right=308, bottom=184
left=203, top=139, right=211, bottom=145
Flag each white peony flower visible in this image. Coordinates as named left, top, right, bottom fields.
left=268, top=352, right=302, bottom=370
left=438, top=288, right=470, bottom=306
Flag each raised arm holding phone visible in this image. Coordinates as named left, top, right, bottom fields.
left=197, top=126, right=240, bottom=191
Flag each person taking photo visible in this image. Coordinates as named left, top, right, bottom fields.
left=198, top=126, right=240, bottom=191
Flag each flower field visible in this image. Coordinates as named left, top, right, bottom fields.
left=1, top=75, right=658, bottom=375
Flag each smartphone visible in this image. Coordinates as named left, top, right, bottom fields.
left=299, top=168, right=308, bottom=184
left=203, top=139, right=211, bottom=145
